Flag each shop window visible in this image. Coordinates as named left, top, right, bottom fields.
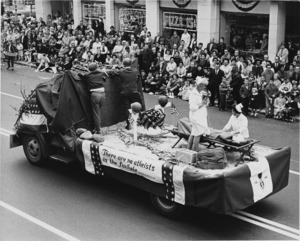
left=162, top=11, right=196, bottom=46
left=82, top=3, right=105, bottom=26
left=222, top=12, right=269, bottom=56
left=119, top=8, right=145, bottom=33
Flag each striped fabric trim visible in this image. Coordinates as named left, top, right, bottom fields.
left=173, top=164, right=186, bottom=205
left=82, top=140, right=95, bottom=174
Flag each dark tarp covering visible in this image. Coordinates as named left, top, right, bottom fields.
left=36, top=71, right=91, bottom=132
left=35, top=70, right=144, bottom=150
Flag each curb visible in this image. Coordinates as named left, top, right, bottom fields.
left=15, top=61, right=37, bottom=68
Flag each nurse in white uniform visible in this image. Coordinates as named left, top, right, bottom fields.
left=222, top=103, right=249, bottom=143
left=188, top=77, right=211, bottom=151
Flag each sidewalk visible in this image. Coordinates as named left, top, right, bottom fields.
left=12, top=60, right=300, bottom=122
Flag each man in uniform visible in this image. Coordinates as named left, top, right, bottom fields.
left=113, top=58, right=143, bottom=130
left=79, top=63, right=106, bottom=134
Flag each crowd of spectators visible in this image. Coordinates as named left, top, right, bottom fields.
left=1, top=11, right=300, bottom=121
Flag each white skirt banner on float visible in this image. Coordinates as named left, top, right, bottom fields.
left=78, top=138, right=290, bottom=214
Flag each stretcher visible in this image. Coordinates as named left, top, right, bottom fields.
left=171, top=118, right=259, bottom=166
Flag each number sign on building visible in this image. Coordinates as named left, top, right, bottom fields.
left=163, top=12, right=197, bottom=32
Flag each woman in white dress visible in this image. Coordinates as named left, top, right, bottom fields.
left=188, top=77, right=211, bottom=151
left=222, top=103, right=249, bottom=143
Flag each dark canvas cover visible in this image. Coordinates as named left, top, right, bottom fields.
left=35, top=70, right=136, bottom=132
left=32, top=70, right=143, bottom=150
left=36, top=71, right=93, bottom=132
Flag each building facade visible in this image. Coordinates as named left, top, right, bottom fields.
left=36, top=0, right=300, bottom=60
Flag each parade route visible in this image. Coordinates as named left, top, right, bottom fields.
left=1, top=65, right=299, bottom=240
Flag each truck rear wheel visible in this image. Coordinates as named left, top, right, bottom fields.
left=150, top=194, right=185, bottom=219
left=22, top=134, right=48, bottom=166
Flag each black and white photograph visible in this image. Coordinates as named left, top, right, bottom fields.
left=0, top=0, right=299, bottom=240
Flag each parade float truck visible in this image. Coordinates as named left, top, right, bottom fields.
left=10, top=70, right=291, bottom=218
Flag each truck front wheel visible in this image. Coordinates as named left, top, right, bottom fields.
left=22, top=134, right=48, bottom=166
left=150, top=194, right=185, bottom=219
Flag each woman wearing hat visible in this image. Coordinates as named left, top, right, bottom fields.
left=188, top=77, right=211, bottom=151
left=222, top=103, right=249, bottom=143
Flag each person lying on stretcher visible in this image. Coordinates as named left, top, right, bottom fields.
left=222, top=103, right=249, bottom=143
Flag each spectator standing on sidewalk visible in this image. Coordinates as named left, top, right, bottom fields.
left=264, top=79, right=279, bottom=118
left=5, top=40, right=17, bottom=70
left=219, top=76, right=229, bottom=111
left=277, top=43, right=289, bottom=65
left=239, top=78, right=251, bottom=116
left=208, top=61, right=224, bottom=107
left=261, top=64, right=274, bottom=85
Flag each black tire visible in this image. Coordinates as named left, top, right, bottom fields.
left=149, top=194, right=185, bottom=219
left=22, top=134, right=48, bottom=166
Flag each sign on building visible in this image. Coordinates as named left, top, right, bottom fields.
left=163, top=12, right=197, bottom=32
left=25, top=0, right=34, bottom=5
left=119, top=8, right=146, bottom=32
left=82, top=3, right=106, bottom=23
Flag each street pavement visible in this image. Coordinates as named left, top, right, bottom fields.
left=0, top=64, right=299, bottom=240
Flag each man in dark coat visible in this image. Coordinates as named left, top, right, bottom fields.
left=239, top=78, right=251, bottom=116
left=76, top=21, right=87, bottom=35
left=112, top=58, right=144, bottom=130
left=19, top=29, right=28, bottom=50
left=140, top=44, right=152, bottom=74
left=287, top=41, right=297, bottom=64
left=78, top=63, right=106, bottom=134
left=153, top=32, right=162, bottom=45
left=169, top=31, right=181, bottom=50
left=272, top=56, right=282, bottom=73
left=230, top=66, right=243, bottom=104
left=208, top=61, right=224, bottom=107
left=206, top=38, right=217, bottom=55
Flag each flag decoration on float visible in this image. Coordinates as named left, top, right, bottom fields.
left=17, top=103, right=48, bottom=133
left=78, top=139, right=290, bottom=213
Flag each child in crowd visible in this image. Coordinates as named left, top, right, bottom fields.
left=249, top=78, right=260, bottom=117
left=105, top=55, right=111, bottom=66
left=279, top=78, right=292, bottom=96
left=153, top=72, right=162, bottom=94
left=219, top=76, right=229, bottom=111
left=258, top=75, right=267, bottom=110
left=166, top=74, right=180, bottom=98
left=158, top=72, right=169, bottom=95
left=291, top=84, right=300, bottom=100
left=282, top=95, right=298, bottom=122
left=149, top=62, right=156, bottom=74
left=35, top=53, right=50, bottom=72
left=178, top=80, right=192, bottom=101
left=274, top=92, right=286, bottom=119
left=144, top=72, right=155, bottom=93
left=16, top=40, right=23, bottom=61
